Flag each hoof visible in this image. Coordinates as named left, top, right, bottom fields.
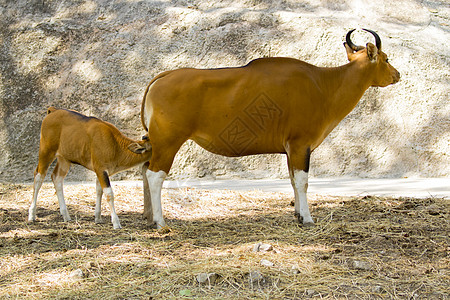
left=113, top=224, right=122, bottom=230
left=294, top=213, right=315, bottom=227
left=158, top=226, right=171, bottom=234
left=294, top=212, right=302, bottom=224
left=146, top=221, right=158, bottom=229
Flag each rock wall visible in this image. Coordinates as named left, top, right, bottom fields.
left=0, top=0, right=448, bottom=182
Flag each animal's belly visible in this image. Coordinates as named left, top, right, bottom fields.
left=192, top=131, right=285, bottom=157
left=192, top=102, right=287, bottom=156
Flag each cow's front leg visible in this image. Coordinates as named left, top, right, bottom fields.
left=287, top=146, right=314, bottom=226
left=291, top=170, right=314, bottom=225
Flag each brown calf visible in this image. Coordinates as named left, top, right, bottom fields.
left=28, top=107, right=152, bottom=229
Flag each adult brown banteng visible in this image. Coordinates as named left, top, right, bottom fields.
left=28, top=107, right=153, bottom=229
left=140, top=29, right=400, bottom=229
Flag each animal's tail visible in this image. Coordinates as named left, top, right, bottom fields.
left=140, top=71, right=173, bottom=132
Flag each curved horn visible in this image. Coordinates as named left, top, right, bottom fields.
left=362, top=28, right=381, bottom=50
left=345, top=29, right=359, bottom=51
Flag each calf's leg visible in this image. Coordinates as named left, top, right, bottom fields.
left=94, top=179, right=103, bottom=223
left=28, top=172, right=45, bottom=222
left=51, top=157, right=71, bottom=222
left=96, top=170, right=121, bottom=229
left=28, top=149, right=56, bottom=222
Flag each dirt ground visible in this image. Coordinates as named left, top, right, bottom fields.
left=0, top=182, right=448, bottom=299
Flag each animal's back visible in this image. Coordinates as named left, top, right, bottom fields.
left=41, top=108, right=97, bottom=142
left=143, top=57, right=325, bottom=156
left=40, top=108, right=106, bottom=169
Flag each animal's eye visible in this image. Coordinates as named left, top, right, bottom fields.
left=386, top=58, right=389, bottom=63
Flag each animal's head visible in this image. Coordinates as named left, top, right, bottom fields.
left=344, top=29, right=400, bottom=87
left=128, top=134, right=152, bottom=155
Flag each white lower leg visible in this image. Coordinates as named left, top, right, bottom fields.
left=142, top=164, right=153, bottom=223
left=53, top=175, right=71, bottom=222
left=293, top=170, right=314, bottom=225
left=146, top=170, right=167, bottom=229
left=104, top=187, right=121, bottom=229
left=289, top=175, right=300, bottom=213
left=28, top=173, right=44, bottom=222
left=95, top=179, right=103, bottom=223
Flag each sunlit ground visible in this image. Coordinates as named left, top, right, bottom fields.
left=0, top=183, right=448, bottom=299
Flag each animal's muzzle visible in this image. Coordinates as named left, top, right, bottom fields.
left=393, top=70, right=400, bottom=84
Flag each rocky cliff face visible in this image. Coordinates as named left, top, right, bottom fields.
left=0, top=0, right=448, bottom=182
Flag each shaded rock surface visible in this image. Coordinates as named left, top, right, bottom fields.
left=0, top=0, right=448, bottom=182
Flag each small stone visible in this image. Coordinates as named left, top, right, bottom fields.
left=372, top=285, right=383, bottom=293
left=252, top=242, right=273, bottom=252
left=196, top=272, right=219, bottom=285
left=306, top=289, right=316, bottom=296
left=353, top=260, right=372, bottom=270
left=291, top=265, right=300, bottom=274
left=260, top=259, right=274, bottom=267
left=248, top=270, right=264, bottom=284
left=259, top=243, right=273, bottom=252
left=69, top=268, right=84, bottom=280
left=82, top=261, right=96, bottom=269
left=252, top=243, right=261, bottom=252
left=179, top=289, right=192, bottom=297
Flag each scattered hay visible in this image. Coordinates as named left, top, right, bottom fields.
left=0, top=182, right=448, bottom=299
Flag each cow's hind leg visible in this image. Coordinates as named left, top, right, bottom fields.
left=142, top=162, right=153, bottom=225
left=144, top=143, right=181, bottom=229
left=51, top=157, right=71, bottom=222
left=287, top=145, right=314, bottom=226
left=145, top=169, right=167, bottom=229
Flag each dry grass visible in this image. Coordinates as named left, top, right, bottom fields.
left=0, top=182, right=448, bottom=299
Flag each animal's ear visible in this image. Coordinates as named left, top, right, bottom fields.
left=366, top=43, right=378, bottom=62
left=344, top=42, right=357, bottom=61
left=128, top=142, right=147, bottom=154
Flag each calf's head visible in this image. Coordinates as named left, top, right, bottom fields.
left=128, top=135, right=152, bottom=154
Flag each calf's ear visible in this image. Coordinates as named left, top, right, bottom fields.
left=128, top=142, right=147, bottom=154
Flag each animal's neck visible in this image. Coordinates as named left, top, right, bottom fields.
left=116, top=135, right=151, bottom=165
left=122, top=149, right=151, bottom=165
left=322, top=60, right=373, bottom=123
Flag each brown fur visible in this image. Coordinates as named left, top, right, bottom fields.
left=140, top=30, right=400, bottom=226
left=29, top=107, right=152, bottom=228
left=37, top=107, right=152, bottom=184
